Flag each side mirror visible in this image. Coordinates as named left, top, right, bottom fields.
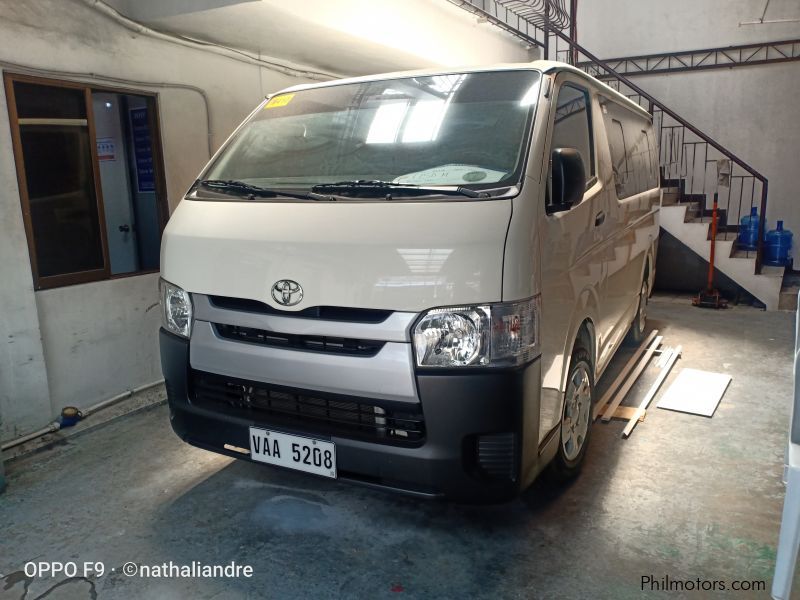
left=549, top=148, right=586, bottom=213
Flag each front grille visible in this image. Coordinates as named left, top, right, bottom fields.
left=209, top=295, right=392, bottom=323
left=191, top=370, right=425, bottom=445
left=214, top=323, right=385, bottom=357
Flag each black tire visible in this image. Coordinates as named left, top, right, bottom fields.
left=624, top=278, right=649, bottom=346
left=548, top=348, right=594, bottom=482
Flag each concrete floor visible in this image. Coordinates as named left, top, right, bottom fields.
left=1, top=297, right=797, bottom=599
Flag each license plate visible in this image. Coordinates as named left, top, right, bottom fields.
left=248, top=427, right=337, bottom=479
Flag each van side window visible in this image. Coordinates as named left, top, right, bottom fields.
left=630, top=128, right=652, bottom=194
left=645, top=129, right=659, bottom=189
left=551, top=84, right=595, bottom=177
left=607, top=119, right=629, bottom=197
left=601, top=97, right=657, bottom=199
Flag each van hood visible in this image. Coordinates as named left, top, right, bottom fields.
left=160, top=198, right=512, bottom=313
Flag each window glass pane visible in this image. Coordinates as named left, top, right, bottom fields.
left=646, top=129, right=659, bottom=188
left=552, top=84, right=594, bottom=176
left=607, top=119, right=630, bottom=197
left=14, top=82, right=87, bottom=119
left=631, top=129, right=651, bottom=195
left=602, top=98, right=656, bottom=199
left=19, top=124, right=104, bottom=277
left=205, top=70, right=541, bottom=192
left=91, top=92, right=163, bottom=274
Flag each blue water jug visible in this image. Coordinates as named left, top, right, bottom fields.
left=764, top=220, right=793, bottom=267
left=738, top=206, right=760, bottom=251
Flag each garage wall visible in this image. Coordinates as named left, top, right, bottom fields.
left=0, top=0, right=313, bottom=441
left=0, top=88, right=50, bottom=441
left=579, top=0, right=800, bottom=237
left=0, top=0, right=533, bottom=441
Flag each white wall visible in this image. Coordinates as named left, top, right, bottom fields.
left=578, top=0, right=800, bottom=239
left=35, top=274, right=164, bottom=412
left=104, top=0, right=536, bottom=76
left=579, top=0, right=800, bottom=58
left=0, top=0, right=532, bottom=440
left=0, top=87, right=51, bottom=440
left=0, top=0, right=309, bottom=440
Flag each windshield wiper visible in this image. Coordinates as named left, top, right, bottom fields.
left=198, top=179, right=335, bottom=201
left=310, top=180, right=488, bottom=199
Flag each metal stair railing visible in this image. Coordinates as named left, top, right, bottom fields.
left=445, top=0, right=770, bottom=273
left=549, top=29, right=770, bottom=272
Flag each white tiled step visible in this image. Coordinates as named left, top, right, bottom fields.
left=660, top=204, right=783, bottom=309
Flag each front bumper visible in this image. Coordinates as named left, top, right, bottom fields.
left=160, top=328, right=541, bottom=502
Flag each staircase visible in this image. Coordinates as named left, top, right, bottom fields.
left=447, top=0, right=786, bottom=309
left=659, top=187, right=783, bottom=308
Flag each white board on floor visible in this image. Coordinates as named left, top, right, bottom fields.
left=656, top=368, right=731, bottom=417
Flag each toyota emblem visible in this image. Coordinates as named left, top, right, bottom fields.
left=272, top=280, right=303, bottom=306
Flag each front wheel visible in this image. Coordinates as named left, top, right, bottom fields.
left=548, top=349, right=594, bottom=481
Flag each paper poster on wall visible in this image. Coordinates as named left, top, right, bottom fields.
left=130, top=107, right=155, bottom=192
left=96, top=137, right=116, bottom=161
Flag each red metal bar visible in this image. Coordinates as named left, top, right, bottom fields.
left=709, top=194, right=719, bottom=292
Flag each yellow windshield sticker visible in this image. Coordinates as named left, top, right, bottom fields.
left=265, top=93, right=295, bottom=109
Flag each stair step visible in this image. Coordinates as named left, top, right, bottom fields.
left=779, top=289, right=799, bottom=311
left=761, top=265, right=786, bottom=278
left=661, top=178, right=685, bottom=191
left=779, top=271, right=800, bottom=310
left=683, top=193, right=707, bottom=203
left=659, top=204, right=782, bottom=308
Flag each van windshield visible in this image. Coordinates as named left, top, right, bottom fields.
left=202, top=70, right=541, bottom=197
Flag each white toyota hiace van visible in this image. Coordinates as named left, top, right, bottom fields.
left=159, top=61, right=659, bottom=502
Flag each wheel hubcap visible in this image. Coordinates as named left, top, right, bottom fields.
left=561, top=364, right=591, bottom=461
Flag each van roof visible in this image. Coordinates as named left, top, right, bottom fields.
left=275, top=60, right=650, bottom=119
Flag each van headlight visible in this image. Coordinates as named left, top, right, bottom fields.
left=412, top=296, right=540, bottom=368
left=160, top=278, right=193, bottom=338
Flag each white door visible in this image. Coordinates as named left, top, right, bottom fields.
left=92, top=92, right=138, bottom=274
left=538, top=78, right=610, bottom=439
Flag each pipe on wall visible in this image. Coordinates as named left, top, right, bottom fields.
left=0, top=379, right=165, bottom=453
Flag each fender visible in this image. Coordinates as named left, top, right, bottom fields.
left=558, top=284, right=601, bottom=393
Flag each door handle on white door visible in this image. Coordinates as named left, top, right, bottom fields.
left=595, top=211, right=606, bottom=227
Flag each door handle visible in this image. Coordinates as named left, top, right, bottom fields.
left=594, top=211, right=606, bottom=227
left=119, top=224, right=131, bottom=233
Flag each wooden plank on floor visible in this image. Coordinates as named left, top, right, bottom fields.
left=593, top=330, right=658, bottom=420
left=622, top=345, right=682, bottom=438
left=601, top=335, right=663, bottom=422
left=608, top=405, right=646, bottom=422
